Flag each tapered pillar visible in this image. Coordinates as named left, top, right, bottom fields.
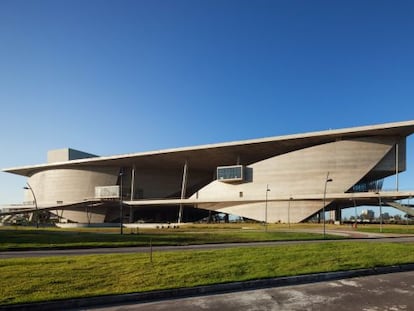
left=178, top=161, right=188, bottom=224
left=129, top=165, right=135, bottom=223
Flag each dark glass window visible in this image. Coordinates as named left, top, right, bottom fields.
left=350, top=179, right=384, bottom=192
left=217, top=165, right=243, bottom=182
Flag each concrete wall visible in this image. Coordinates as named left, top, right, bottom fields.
left=27, top=167, right=119, bottom=205
left=47, top=148, right=98, bottom=163
left=52, top=205, right=109, bottom=223
left=23, top=136, right=403, bottom=224
left=192, top=137, right=397, bottom=223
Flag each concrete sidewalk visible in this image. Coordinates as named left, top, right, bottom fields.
left=93, top=270, right=414, bottom=311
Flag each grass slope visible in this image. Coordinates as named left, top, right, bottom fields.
left=1, top=242, right=414, bottom=305
left=0, top=228, right=339, bottom=251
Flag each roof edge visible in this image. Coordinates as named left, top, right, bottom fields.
left=4, top=119, right=414, bottom=175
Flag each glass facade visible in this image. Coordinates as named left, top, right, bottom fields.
left=350, top=179, right=384, bottom=192
left=217, top=165, right=244, bottom=182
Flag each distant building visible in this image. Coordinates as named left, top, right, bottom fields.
left=382, top=212, right=390, bottom=220
left=2, top=121, right=414, bottom=224
left=361, top=209, right=375, bottom=221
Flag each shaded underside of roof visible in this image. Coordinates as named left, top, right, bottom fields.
left=4, top=120, right=414, bottom=177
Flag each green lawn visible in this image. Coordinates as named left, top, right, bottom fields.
left=0, top=227, right=341, bottom=251
left=1, top=242, right=414, bottom=305
left=355, top=224, right=414, bottom=234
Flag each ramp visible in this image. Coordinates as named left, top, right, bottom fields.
left=385, top=201, right=414, bottom=217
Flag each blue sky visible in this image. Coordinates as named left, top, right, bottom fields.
left=1, top=0, right=413, bottom=217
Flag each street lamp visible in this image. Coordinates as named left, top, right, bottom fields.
left=265, top=185, right=270, bottom=232
left=288, top=197, right=293, bottom=229
left=378, top=194, right=383, bottom=233
left=119, top=169, right=124, bottom=235
left=322, top=173, right=333, bottom=239
left=375, top=191, right=383, bottom=233
left=352, top=197, right=357, bottom=229
left=23, top=183, right=38, bottom=228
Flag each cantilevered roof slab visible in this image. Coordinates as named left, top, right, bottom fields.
left=4, top=120, right=414, bottom=177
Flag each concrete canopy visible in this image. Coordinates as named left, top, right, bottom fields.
left=4, top=120, right=414, bottom=177
left=2, top=120, right=414, bottom=224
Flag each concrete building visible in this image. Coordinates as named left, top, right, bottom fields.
left=361, top=209, right=375, bottom=222
left=2, top=120, right=414, bottom=224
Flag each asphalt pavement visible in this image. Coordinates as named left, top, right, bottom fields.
left=1, top=234, right=414, bottom=259
left=84, top=270, right=414, bottom=311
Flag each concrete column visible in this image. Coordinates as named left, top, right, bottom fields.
left=130, top=165, right=135, bottom=223
left=178, top=161, right=188, bottom=224
left=335, top=206, right=342, bottom=222
left=396, top=143, right=399, bottom=191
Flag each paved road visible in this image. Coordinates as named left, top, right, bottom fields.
left=1, top=235, right=414, bottom=259
left=84, top=270, right=414, bottom=311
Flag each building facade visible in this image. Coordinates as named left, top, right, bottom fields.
left=3, top=120, right=414, bottom=224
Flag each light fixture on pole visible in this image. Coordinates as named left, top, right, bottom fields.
left=119, top=169, right=124, bottom=235
left=23, top=183, right=38, bottom=228
left=322, top=173, right=333, bottom=239
left=352, top=197, right=357, bottom=229
left=288, top=197, right=293, bottom=229
left=378, top=194, right=383, bottom=233
left=375, top=191, right=383, bottom=233
left=265, top=185, right=270, bottom=232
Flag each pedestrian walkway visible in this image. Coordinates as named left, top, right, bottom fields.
left=87, top=270, right=414, bottom=311
left=295, top=228, right=414, bottom=239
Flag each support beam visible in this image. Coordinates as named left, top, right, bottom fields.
left=335, top=206, right=342, bottom=222
left=130, top=165, right=135, bottom=223
left=85, top=205, right=92, bottom=224
left=385, top=201, right=414, bottom=217
left=130, top=165, right=135, bottom=201
left=396, top=143, right=399, bottom=191
left=178, top=161, right=188, bottom=224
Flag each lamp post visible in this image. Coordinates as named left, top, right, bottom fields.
left=322, top=173, right=333, bottom=239
left=378, top=194, right=383, bottom=233
left=375, top=191, right=383, bottom=233
left=119, top=170, right=124, bottom=235
left=288, top=197, right=292, bottom=229
left=352, top=197, right=357, bottom=229
left=265, top=185, right=270, bottom=232
left=23, top=183, right=38, bottom=228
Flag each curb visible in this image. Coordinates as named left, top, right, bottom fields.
left=3, top=263, right=414, bottom=311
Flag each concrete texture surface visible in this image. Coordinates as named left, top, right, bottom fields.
left=86, top=270, right=414, bottom=311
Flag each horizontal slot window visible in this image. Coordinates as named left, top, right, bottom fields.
left=217, top=165, right=244, bottom=182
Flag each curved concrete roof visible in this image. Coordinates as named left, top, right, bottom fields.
left=4, top=120, right=414, bottom=177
